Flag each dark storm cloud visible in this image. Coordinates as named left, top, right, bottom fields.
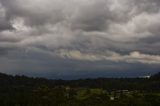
left=0, top=20, right=13, bottom=31
left=0, top=0, right=66, bottom=27
left=0, top=0, right=160, bottom=78
left=0, top=3, right=13, bottom=31
left=0, top=0, right=159, bottom=53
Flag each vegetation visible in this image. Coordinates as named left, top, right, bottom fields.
left=0, top=72, right=159, bottom=106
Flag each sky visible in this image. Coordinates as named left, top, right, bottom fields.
left=0, top=0, right=160, bottom=79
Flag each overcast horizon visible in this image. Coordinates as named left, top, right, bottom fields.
left=0, top=0, right=160, bottom=79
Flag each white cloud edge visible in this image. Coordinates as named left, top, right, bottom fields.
left=55, top=50, right=160, bottom=64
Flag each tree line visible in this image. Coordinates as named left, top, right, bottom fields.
left=0, top=72, right=159, bottom=106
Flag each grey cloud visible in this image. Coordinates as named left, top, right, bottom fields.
left=0, top=0, right=160, bottom=78
left=0, top=19, right=13, bottom=31
left=0, top=3, right=13, bottom=31
left=0, top=0, right=64, bottom=26
left=0, top=0, right=159, bottom=53
left=70, top=0, right=111, bottom=32
left=55, top=50, right=160, bottom=64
